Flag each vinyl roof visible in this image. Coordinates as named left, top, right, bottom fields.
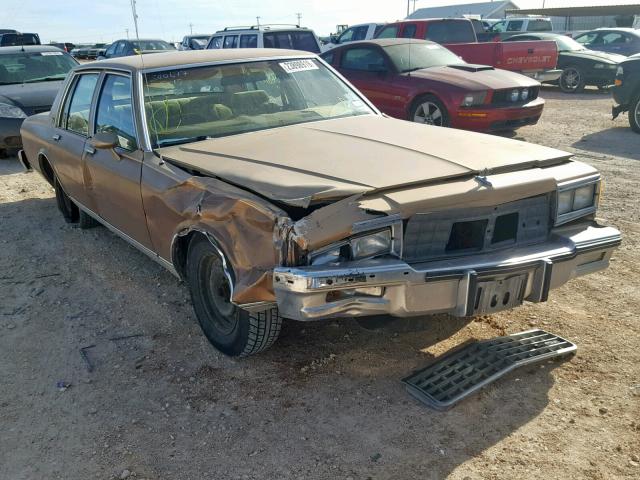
left=80, top=48, right=314, bottom=71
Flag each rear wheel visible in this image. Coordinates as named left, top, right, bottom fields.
left=186, top=236, right=282, bottom=357
left=54, top=175, right=79, bottom=223
left=410, top=94, right=449, bottom=127
left=630, top=95, right=640, bottom=134
left=559, top=66, right=585, bottom=93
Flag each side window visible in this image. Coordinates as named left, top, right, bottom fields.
left=506, top=20, right=524, bottom=32
left=62, top=73, right=99, bottom=136
left=105, top=43, right=117, bottom=57
left=601, top=33, right=627, bottom=45
left=240, top=34, right=257, bottom=48
left=223, top=35, right=238, bottom=48
left=376, top=25, right=398, bottom=39
left=341, top=47, right=386, bottom=71
left=575, top=32, right=598, bottom=45
left=401, top=24, right=417, bottom=38
left=337, top=27, right=355, bottom=44
left=115, top=41, right=127, bottom=55
left=209, top=36, right=223, bottom=49
left=490, top=21, right=507, bottom=33
left=95, top=75, right=137, bottom=150
left=374, top=24, right=386, bottom=36
left=352, top=26, right=369, bottom=41
left=425, top=21, right=476, bottom=43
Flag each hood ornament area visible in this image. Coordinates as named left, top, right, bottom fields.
left=475, top=168, right=493, bottom=188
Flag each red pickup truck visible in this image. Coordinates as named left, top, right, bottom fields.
left=376, top=19, right=562, bottom=82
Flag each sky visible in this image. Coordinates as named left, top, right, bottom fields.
left=5, top=0, right=639, bottom=44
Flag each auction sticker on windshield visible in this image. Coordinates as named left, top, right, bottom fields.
left=279, top=59, right=318, bottom=73
left=41, top=52, right=64, bottom=56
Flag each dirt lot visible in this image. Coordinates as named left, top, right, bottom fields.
left=1, top=87, right=639, bottom=480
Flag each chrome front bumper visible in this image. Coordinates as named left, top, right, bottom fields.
left=273, top=223, right=621, bottom=321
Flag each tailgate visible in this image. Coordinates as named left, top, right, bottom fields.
left=446, top=41, right=558, bottom=72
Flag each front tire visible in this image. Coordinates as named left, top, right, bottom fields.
left=186, top=236, right=282, bottom=357
left=629, top=95, right=640, bottom=134
left=559, top=66, right=585, bottom=93
left=409, top=94, right=449, bottom=127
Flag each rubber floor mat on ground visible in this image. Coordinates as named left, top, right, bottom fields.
left=403, top=329, right=576, bottom=410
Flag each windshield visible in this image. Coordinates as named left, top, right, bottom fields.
left=554, top=35, right=586, bottom=52
left=132, top=40, right=174, bottom=51
left=0, top=51, right=77, bottom=85
left=384, top=43, right=465, bottom=72
left=142, top=58, right=373, bottom=147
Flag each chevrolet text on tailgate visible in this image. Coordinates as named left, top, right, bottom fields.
left=19, top=49, right=620, bottom=357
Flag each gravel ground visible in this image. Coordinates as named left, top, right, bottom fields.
left=1, top=87, right=639, bottom=480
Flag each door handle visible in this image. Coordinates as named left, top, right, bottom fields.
left=52, top=134, right=61, bottom=142
left=84, top=146, right=96, bottom=155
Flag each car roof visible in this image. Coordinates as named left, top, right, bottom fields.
left=328, top=38, right=438, bottom=48
left=80, top=48, right=315, bottom=70
left=0, top=45, right=66, bottom=54
left=214, top=26, right=313, bottom=34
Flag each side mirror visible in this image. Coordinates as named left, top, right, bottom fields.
left=90, top=131, right=118, bottom=150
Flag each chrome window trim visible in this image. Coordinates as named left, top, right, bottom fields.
left=555, top=174, right=601, bottom=226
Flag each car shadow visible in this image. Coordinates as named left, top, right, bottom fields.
left=0, top=156, right=25, bottom=176
left=539, top=85, right=610, bottom=100
left=0, top=192, right=561, bottom=479
left=572, top=126, right=640, bottom=160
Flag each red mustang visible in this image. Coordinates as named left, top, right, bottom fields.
left=321, top=38, right=545, bottom=132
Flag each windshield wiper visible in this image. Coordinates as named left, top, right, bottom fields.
left=402, top=67, right=425, bottom=73
left=23, top=76, right=66, bottom=83
left=156, top=136, right=208, bottom=148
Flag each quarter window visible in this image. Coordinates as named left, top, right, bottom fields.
left=376, top=25, right=398, bottom=38
left=95, top=75, right=137, bottom=150
left=62, top=73, right=99, bottom=136
left=240, top=34, right=258, bottom=48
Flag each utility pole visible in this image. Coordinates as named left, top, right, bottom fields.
left=129, top=0, right=140, bottom=40
left=256, top=16, right=261, bottom=26
left=189, top=22, right=194, bottom=34
left=125, top=28, right=129, bottom=39
left=296, top=12, right=302, bottom=26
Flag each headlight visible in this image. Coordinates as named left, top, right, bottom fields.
left=555, top=180, right=599, bottom=225
left=310, top=229, right=393, bottom=265
left=509, top=89, right=519, bottom=102
left=0, top=103, right=27, bottom=119
left=521, top=88, right=529, bottom=101
left=594, top=63, right=605, bottom=69
left=461, top=91, right=487, bottom=107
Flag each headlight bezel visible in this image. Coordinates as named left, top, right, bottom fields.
left=0, top=102, right=27, bottom=119
left=309, top=227, right=398, bottom=266
left=555, top=175, right=601, bottom=226
left=461, top=91, right=487, bottom=107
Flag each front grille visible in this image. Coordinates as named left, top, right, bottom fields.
left=491, top=86, right=539, bottom=105
left=402, top=194, right=551, bottom=263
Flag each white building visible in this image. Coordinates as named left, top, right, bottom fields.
left=407, top=1, right=519, bottom=20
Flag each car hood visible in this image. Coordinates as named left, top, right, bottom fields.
left=562, top=49, right=626, bottom=63
left=159, top=115, right=571, bottom=208
left=0, top=80, right=63, bottom=111
left=403, top=64, right=539, bottom=91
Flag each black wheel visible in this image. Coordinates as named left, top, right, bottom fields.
left=78, top=209, right=101, bottom=229
left=559, top=66, right=585, bottom=93
left=630, top=95, right=640, bottom=134
left=0, top=149, right=7, bottom=159
left=410, top=94, right=449, bottom=127
left=54, top=175, right=78, bottom=223
left=186, top=236, right=282, bottom=357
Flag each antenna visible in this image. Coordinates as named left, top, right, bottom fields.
left=256, top=16, right=261, bottom=26
left=296, top=12, right=302, bottom=25
left=130, top=0, right=140, bottom=39
left=125, top=28, right=129, bottom=39
left=189, top=22, right=194, bottom=34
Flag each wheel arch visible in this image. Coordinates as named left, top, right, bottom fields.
left=38, top=152, right=55, bottom=186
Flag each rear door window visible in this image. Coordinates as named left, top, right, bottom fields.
left=425, top=20, right=476, bottom=43
left=223, top=35, right=238, bottom=48
left=376, top=25, right=398, bottom=38
left=601, top=32, right=629, bottom=45
left=240, top=34, right=257, bottom=48
left=506, top=20, right=524, bottom=32
left=62, top=73, right=99, bottom=136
